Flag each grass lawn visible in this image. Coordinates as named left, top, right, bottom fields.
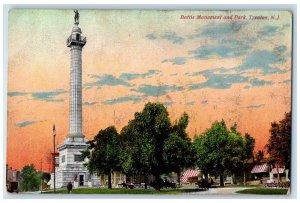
left=44, top=188, right=205, bottom=195
left=236, top=188, right=288, bottom=195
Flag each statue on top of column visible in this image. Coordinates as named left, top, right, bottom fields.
left=74, top=10, right=80, bottom=24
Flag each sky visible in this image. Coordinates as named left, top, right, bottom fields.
left=7, top=9, right=291, bottom=171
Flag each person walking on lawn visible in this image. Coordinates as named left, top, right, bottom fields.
left=67, top=182, right=73, bottom=194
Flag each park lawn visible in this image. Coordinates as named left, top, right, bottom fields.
left=236, top=188, right=288, bottom=195
left=44, top=188, right=203, bottom=194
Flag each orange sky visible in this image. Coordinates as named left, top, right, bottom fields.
left=6, top=10, right=291, bottom=171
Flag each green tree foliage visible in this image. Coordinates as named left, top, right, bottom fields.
left=163, top=132, right=196, bottom=184
left=82, top=126, right=120, bottom=189
left=41, top=172, right=51, bottom=182
left=255, top=150, right=265, bottom=163
left=163, top=112, right=196, bottom=185
left=120, top=102, right=172, bottom=183
left=193, top=120, right=255, bottom=186
left=244, top=133, right=255, bottom=161
left=20, top=164, right=41, bottom=192
left=266, top=112, right=291, bottom=170
left=243, top=133, right=255, bottom=185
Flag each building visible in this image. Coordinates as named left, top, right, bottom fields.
left=6, top=165, right=20, bottom=192
left=49, top=11, right=99, bottom=189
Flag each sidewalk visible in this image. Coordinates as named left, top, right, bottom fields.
left=186, top=187, right=252, bottom=195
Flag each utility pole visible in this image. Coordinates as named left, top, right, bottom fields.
left=40, top=159, right=43, bottom=193
left=53, top=124, right=56, bottom=193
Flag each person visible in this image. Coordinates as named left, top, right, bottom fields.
left=67, top=182, right=73, bottom=194
left=122, top=181, right=127, bottom=189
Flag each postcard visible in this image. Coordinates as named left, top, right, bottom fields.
left=6, top=9, right=292, bottom=196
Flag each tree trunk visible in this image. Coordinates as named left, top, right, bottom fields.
left=155, top=174, right=160, bottom=182
left=177, top=171, right=181, bottom=186
left=108, top=172, right=112, bottom=189
left=204, top=173, right=208, bottom=181
left=276, top=164, right=280, bottom=182
left=155, top=174, right=161, bottom=191
left=144, top=176, right=148, bottom=189
left=243, top=171, right=246, bottom=186
left=220, top=173, right=224, bottom=187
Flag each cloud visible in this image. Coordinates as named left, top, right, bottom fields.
left=119, top=69, right=161, bottom=81
left=279, top=79, right=291, bottom=84
left=161, top=32, right=185, bottom=44
left=85, top=70, right=162, bottom=89
left=249, top=78, right=273, bottom=87
left=188, top=22, right=248, bottom=40
left=145, top=33, right=157, bottom=40
left=8, top=92, right=29, bottom=97
left=85, top=74, right=131, bottom=89
left=190, top=67, right=228, bottom=77
left=16, top=121, right=36, bottom=127
left=132, top=84, right=184, bottom=97
left=189, top=71, right=250, bottom=90
left=257, top=25, right=279, bottom=37
left=245, top=104, right=265, bottom=109
left=187, top=46, right=289, bottom=90
left=162, top=101, right=175, bottom=106
left=145, top=32, right=184, bottom=45
left=234, top=47, right=288, bottom=75
left=162, top=57, right=187, bottom=65
left=16, top=120, right=46, bottom=128
left=188, top=67, right=275, bottom=90
left=185, top=101, right=195, bottom=106
left=147, top=22, right=248, bottom=45
left=102, top=95, right=142, bottom=105
left=188, top=43, right=251, bottom=59
left=256, top=24, right=289, bottom=38
left=30, top=89, right=67, bottom=102
left=83, top=101, right=98, bottom=106
left=8, top=89, right=67, bottom=102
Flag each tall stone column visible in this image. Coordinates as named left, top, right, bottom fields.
left=67, top=22, right=86, bottom=137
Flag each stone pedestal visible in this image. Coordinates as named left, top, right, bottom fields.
left=285, top=169, right=289, bottom=181
left=267, top=172, right=274, bottom=183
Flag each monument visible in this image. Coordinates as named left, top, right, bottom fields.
left=50, top=10, right=99, bottom=189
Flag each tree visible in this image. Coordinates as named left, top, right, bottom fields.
left=243, top=133, right=255, bottom=185
left=20, top=164, right=41, bottom=192
left=82, top=126, right=120, bottom=189
left=193, top=120, right=249, bottom=187
left=119, top=102, right=172, bottom=186
left=266, top=112, right=291, bottom=180
left=224, top=129, right=246, bottom=182
left=244, top=133, right=255, bottom=161
left=163, top=132, right=196, bottom=185
left=41, top=172, right=51, bottom=182
left=255, top=150, right=265, bottom=163
left=163, top=112, right=196, bottom=185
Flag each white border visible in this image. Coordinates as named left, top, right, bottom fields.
left=1, top=1, right=298, bottom=203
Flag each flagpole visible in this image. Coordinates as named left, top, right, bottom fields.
left=53, top=124, right=56, bottom=193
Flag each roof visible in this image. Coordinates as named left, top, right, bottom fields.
left=251, top=163, right=269, bottom=174
left=272, top=167, right=285, bottom=174
left=181, top=169, right=200, bottom=183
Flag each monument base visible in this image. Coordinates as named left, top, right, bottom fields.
left=48, top=136, right=100, bottom=189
